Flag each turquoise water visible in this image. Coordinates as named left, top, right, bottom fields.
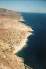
left=17, top=13, right=46, bottom=69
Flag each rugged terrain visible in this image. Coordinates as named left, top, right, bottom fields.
left=0, top=8, right=32, bottom=69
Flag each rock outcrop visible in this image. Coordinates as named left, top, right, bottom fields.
left=0, top=8, right=33, bottom=69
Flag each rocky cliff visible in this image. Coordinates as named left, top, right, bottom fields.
left=0, top=8, right=33, bottom=69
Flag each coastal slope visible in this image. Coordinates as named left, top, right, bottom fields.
left=0, top=8, right=33, bottom=69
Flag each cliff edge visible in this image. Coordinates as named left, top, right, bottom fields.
left=0, top=8, right=33, bottom=69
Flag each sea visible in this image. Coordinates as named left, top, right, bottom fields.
left=17, top=12, right=46, bottom=69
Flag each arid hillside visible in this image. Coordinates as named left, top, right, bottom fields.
left=0, top=8, right=21, bottom=20
left=0, top=8, right=33, bottom=69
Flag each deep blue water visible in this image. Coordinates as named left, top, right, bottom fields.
left=17, top=13, right=46, bottom=69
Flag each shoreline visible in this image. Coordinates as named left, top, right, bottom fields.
left=0, top=8, right=33, bottom=69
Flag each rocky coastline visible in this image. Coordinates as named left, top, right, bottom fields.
left=0, top=8, right=33, bottom=69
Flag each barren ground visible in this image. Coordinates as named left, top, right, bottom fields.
left=0, top=8, right=32, bottom=69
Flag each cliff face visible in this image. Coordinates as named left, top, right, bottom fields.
left=0, top=8, right=32, bottom=69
